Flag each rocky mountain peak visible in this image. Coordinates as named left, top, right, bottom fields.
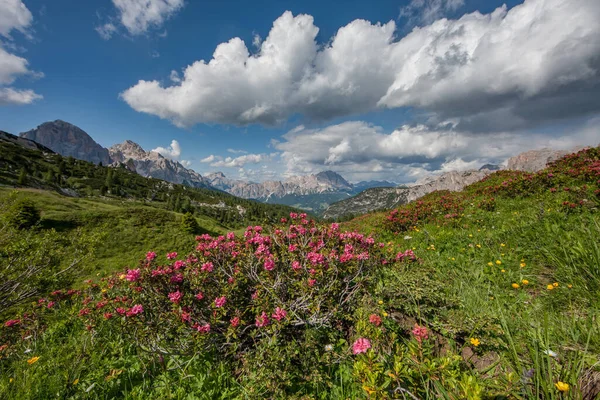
left=19, top=120, right=112, bottom=165
left=315, top=170, right=352, bottom=189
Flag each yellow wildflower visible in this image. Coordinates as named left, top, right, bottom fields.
left=476, top=244, right=481, bottom=248
left=487, top=262, right=493, bottom=267
left=101, top=288, right=107, bottom=293
left=501, top=243, right=506, bottom=247
left=27, top=356, right=40, bottom=365
left=520, top=263, right=526, bottom=268
left=522, top=279, right=529, bottom=285
left=451, top=257, right=455, bottom=261
left=378, top=300, right=383, bottom=305
left=382, top=312, right=388, bottom=317
left=73, top=378, right=79, bottom=385
left=501, top=269, right=506, bottom=273
left=470, top=338, right=481, bottom=347
left=468, top=234, right=473, bottom=238
left=512, top=283, right=519, bottom=289
left=555, top=382, right=569, bottom=392
left=119, top=274, right=126, bottom=280
left=568, top=284, right=573, bottom=289
left=547, top=284, right=554, bottom=290
left=553, top=282, right=559, bottom=287
left=496, top=260, right=502, bottom=265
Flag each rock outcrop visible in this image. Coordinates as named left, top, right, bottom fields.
left=20, top=120, right=112, bottom=165
left=505, top=148, right=570, bottom=172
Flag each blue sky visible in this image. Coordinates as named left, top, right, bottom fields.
left=1, top=0, right=599, bottom=183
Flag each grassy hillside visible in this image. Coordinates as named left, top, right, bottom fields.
left=0, top=147, right=599, bottom=399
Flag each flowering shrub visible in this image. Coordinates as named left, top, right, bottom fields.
left=62, top=213, right=415, bottom=393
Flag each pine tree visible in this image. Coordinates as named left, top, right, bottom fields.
left=17, top=168, right=27, bottom=186
left=181, top=212, right=200, bottom=234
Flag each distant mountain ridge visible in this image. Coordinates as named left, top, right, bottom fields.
left=323, top=170, right=492, bottom=219
left=205, top=171, right=399, bottom=212
left=109, top=140, right=211, bottom=188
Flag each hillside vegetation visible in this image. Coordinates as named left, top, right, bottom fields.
left=0, top=147, right=599, bottom=399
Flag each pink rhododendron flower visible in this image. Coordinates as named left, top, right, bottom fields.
left=308, top=279, right=316, bottom=287
left=103, top=312, right=113, bottom=320
left=230, top=317, right=240, bottom=327
left=352, top=338, right=371, bottom=354
left=201, top=262, right=213, bottom=272
left=125, top=269, right=141, bottom=282
left=116, top=307, right=126, bottom=315
left=264, top=258, right=275, bottom=271
left=214, top=296, right=227, bottom=308
left=47, top=301, right=55, bottom=309
left=251, top=291, right=259, bottom=300
left=195, top=292, right=204, bottom=300
left=369, top=314, right=382, bottom=326
left=194, top=323, right=210, bottom=333
left=168, top=291, right=183, bottom=304
left=291, top=261, right=301, bottom=271
left=78, top=308, right=90, bottom=316
left=255, top=312, right=269, bottom=327
left=146, top=251, right=157, bottom=261
left=126, top=304, right=144, bottom=317
left=170, top=273, right=184, bottom=283
left=181, top=311, right=191, bottom=322
left=173, top=260, right=186, bottom=270
left=272, top=307, right=287, bottom=321
left=4, top=319, right=20, bottom=327
left=166, top=252, right=178, bottom=260
left=412, top=324, right=429, bottom=343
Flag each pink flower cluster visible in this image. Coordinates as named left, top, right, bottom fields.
left=146, top=251, right=157, bottom=261
left=369, top=314, right=382, bottom=326
left=125, top=269, right=141, bottom=282
left=255, top=312, right=269, bottom=327
left=396, top=249, right=417, bottom=262
left=412, top=324, right=429, bottom=343
left=272, top=307, right=287, bottom=321
left=166, top=252, right=178, bottom=260
left=168, top=291, right=183, bottom=304
left=214, top=296, right=227, bottom=308
left=352, top=338, right=371, bottom=354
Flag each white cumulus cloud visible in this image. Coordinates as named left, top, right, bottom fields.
left=121, top=0, right=600, bottom=130
left=151, top=139, right=181, bottom=159
left=0, top=0, right=32, bottom=39
left=0, top=0, right=42, bottom=106
left=97, top=0, right=184, bottom=39
left=273, top=120, right=600, bottom=182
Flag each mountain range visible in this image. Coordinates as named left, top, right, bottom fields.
left=13, top=120, right=580, bottom=217
left=16, top=120, right=396, bottom=212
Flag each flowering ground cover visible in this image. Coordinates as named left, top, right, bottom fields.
left=1, top=147, right=599, bottom=399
